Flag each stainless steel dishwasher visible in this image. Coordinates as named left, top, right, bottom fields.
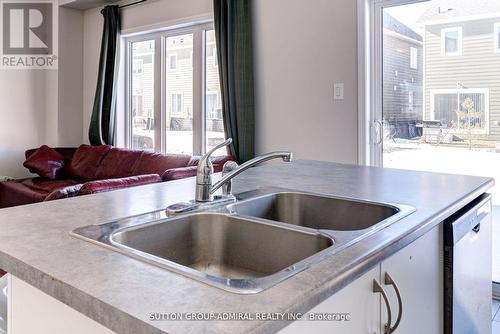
left=444, top=193, right=492, bottom=334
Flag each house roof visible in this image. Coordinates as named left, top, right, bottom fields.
left=384, top=12, right=423, bottom=42
left=417, top=0, right=500, bottom=24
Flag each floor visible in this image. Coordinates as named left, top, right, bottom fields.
left=493, top=299, right=500, bottom=331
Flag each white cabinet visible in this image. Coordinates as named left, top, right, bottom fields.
left=280, top=265, right=381, bottom=334
left=8, top=275, right=115, bottom=334
left=379, top=225, right=442, bottom=334
left=280, top=225, right=443, bottom=334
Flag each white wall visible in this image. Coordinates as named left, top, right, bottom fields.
left=0, top=71, right=58, bottom=178
left=0, top=7, right=83, bottom=178
left=58, top=7, right=84, bottom=147
left=253, top=0, right=359, bottom=163
left=81, top=0, right=359, bottom=163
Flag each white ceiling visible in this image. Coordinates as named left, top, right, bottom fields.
left=59, top=0, right=116, bottom=10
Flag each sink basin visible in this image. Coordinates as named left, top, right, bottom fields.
left=78, top=212, right=333, bottom=293
left=229, top=192, right=411, bottom=232
left=71, top=189, right=414, bottom=294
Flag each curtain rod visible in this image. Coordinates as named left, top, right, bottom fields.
left=119, top=0, right=148, bottom=9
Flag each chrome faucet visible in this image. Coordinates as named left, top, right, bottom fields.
left=195, top=138, right=292, bottom=202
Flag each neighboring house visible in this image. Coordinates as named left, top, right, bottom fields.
left=131, top=41, right=154, bottom=124
left=418, top=0, right=500, bottom=140
left=383, top=12, right=424, bottom=139
left=132, top=32, right=222, bottom=131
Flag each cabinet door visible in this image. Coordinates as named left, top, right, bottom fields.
left=379, top=225, right=443, bottom=334
left=8, top=275, right=116, bottom=334
left=279, top=265, right=380, bottom=334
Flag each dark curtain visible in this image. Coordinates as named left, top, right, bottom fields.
left=214, top=0, right=255, bottom=163
left=89, top=5, right=121, bottom=146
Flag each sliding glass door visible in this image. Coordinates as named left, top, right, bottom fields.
left=370, top=0, right=500, bottom=291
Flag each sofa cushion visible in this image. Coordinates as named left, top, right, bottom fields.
left=95, top=147, right=143, bottom=179
left=23, top=145, right=66, bottom=179
left=65, top=145, right=112, bottom=180
left=132, top=152, right=191, bottom=176
left=78, top=174, right=161, bottom=196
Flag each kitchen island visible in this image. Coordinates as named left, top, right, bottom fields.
left=0, top=160, right=493, bottom=333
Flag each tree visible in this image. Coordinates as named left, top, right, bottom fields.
left=455, top=97, right=482, bottom=150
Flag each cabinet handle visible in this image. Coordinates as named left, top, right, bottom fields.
left=373, top=279, right=392, bottom=334
left=384, top=272, right=403, bottom=333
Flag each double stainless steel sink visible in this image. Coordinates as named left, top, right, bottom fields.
left=71, top=189, right=414, bottom=294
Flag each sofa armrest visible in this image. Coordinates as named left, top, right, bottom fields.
left=162, top=166, right=198, bottom=181
left=162, top=164, right=226, bottom=182
left=44, top=184, right=83, bottom=201
left=78, top=174, right=161, bottom=196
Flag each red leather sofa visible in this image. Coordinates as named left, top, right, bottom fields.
left=0, top=145, right=234, bottom=209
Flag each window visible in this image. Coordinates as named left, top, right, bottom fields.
left=206, top=93, right=219, bottom=119
left=205, top=30, right=225, bottom=155
left=212, top=47, right=218, bottom=67
left=170, top=93, right=183, bottom=115
left=125, top=23, right=225, bottom=155
left=431, top=89, right=489, bottom=133
left=410, top=47, right=418, bottom=69
left=168, top=54, right=177, bottom=69
left=130, top=40, right=155, bottom=151
left=408, top=91, right=414, bottom=112
left=495, top=23, right=500, bottom=52
left=441, top=27, right=462, bottom=56
left=132, top=59, right=143, bottom=74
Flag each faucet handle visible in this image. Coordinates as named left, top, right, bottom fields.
left=197, top=138, right=232, bottom=180
left=196, top=138, right=233, bottom=202
left=206, top=138, right=232, bottom=158
left=221, top=161, right=239, bottom=196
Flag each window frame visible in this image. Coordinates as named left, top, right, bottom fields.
left=441, top=27, right=463, bottom=56
left=430, top=88, right=490, bottom=134
left=494, top=22, right=500, bottom=53
left=124, top=22, right=217, bottom=155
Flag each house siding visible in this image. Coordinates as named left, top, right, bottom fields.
left=383, top=30, right=423, bottom=125
left=424, top=18, right=500, bottom=139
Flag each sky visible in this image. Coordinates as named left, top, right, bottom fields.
left=385, top=1, right=434, bottom=36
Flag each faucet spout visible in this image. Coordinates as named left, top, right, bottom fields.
left=210, top=151, right=293, bottom=196
left=195, top=137, right=292, bottom=202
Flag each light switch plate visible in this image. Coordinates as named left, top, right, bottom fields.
left=334, top=83, right=344, bottom=100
